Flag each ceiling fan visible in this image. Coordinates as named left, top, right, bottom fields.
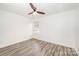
left=28, top=3, right=45, bottom=15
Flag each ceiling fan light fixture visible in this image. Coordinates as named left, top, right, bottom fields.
left=33, top=11, right=38, bottom=15
left=28, top=3, right=45, bottom=15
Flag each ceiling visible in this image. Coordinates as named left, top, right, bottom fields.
left=0, top=3, right=79, bottom=19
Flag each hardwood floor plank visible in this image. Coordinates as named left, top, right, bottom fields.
left=0, top=38, right=78, bottom=56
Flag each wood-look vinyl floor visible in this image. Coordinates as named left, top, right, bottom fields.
left=0, top=38, right=78, bottom=56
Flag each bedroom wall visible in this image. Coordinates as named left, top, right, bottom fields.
left=0, top=9, right=32, bottom=48
left=34, top=10, right=76, bottom=48
left=75, top=7, right=79, bottom=55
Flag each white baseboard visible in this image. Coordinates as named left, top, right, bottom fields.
left=0, top=37, right=31, bottom=48
left=32, top=34, right=76, bottom=48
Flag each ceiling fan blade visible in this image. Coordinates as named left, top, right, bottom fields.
left=29, top=3, right=36, bottom=11
left=37, top=11, right=45, bottom=14
left=28, top=12, right=34, bottom=15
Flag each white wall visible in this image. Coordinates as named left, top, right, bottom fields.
left=75, top=7, right=79, bottom=55
left=0, top=10, right=32, bottom=48
left=34, top=10, right=76, bottom=48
